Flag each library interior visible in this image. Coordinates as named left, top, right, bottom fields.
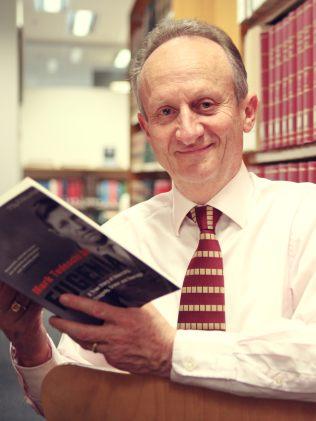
left=1, top=0, right=316, bottom=420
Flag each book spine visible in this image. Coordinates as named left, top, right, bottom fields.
left=274, top=21, right=282, bottom=149
left=287, top=163, right=299, bottom=182
left=278, top=163, right=287, bottom=180
left=296, top=5, right=305, bottom=145
left=308, top=161, right=316, bottom=182
left=281, top=16, right=290, bottom=148
left=298, top=162, right=308, bottom=182
left=268, top=26, right=276, bottom=150
left=276, top=20, right=284, bottom=149
left=313, top=0, right=316, bottom=141
left=260, top=30, right=270, bottom=151
left=302, top=0, right=313, bottom=144
left=108, top=180, right=119, bottom=205
left=288, top=10, right=297, bottom=147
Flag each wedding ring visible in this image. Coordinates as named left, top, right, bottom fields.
left=10, top=301, right=26, bottom=313
left=91, top=342, right=99, bottom=353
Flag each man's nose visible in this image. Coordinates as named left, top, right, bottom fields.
left=175, top=108, right=204, bottom=144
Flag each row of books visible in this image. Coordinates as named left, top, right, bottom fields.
left=260, top=0, right=316, bottom=151
left=249, top=160, right=316, bottom=182
left=131, top=130, right=156, bottom=168
left=38, top=178, right=126, bottom=208
left=131, top=178, right=171, bottom=204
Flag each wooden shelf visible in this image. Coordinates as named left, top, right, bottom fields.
left=131, top=162, right=165, bottom=173
left=241, top=0, right=304, bottom=34
left=245, top=143, right=316, bottom=165
left=23, top=167, right=129, bottom=180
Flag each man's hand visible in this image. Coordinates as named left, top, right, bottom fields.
left=0, top=282, right=51, bottom=366
left=50, top=294, right=176, bottom=377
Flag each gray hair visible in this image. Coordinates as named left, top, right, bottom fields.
left=129, top=18, right=248, bottom=116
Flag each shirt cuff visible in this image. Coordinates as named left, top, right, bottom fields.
left=171, top=329, right=238, bottom=390
left=11, top=336, right=67, bottom=415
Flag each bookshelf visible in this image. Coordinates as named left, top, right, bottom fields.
left=240, top=0, right=316, bottom=181
left=129, top=0, right=240, bottom=203
left=23, top=167, right=129, bottom=224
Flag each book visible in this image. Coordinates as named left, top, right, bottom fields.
left=0, top=178, right=179, bottom=325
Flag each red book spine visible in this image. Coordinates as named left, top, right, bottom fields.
left=298, top=162, right=308, bottom=182
left=265, top=164, right=278, bottom=180
left=260, top=30, right=269, bottom=151
left=108, top=180, right=119, bottom=204
left=268, top=26, right=276, bottom=150
left=296, top=5, right=305, bottom=144
left=278, top=163, right=287, bottom=180
left=287, top=163, right=299, bottom=182
left=302, top=0, right=313, bottom=144
left=274, top=21, right=283, bottom=149
left=307, top=161, right=316, bottom=182
left=281, top=16, right=290, bottom=148
left=313, top=0, right=316, bottom=141
left=288, top=10, right=297, bottom=146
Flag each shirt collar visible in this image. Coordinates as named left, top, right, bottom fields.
left=172, top=162, right=253, bottom=236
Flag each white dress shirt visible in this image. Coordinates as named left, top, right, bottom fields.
left=14, top=162, right=316, bottom=410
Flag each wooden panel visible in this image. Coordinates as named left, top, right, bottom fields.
left=241, top=0, right=305, bottom=35
left=172, top=0, right=241, bottom=51
left=42, top=365, right=316, bottom=421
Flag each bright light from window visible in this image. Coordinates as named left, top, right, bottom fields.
left=69, top=10, right=96, bottom=37
left=70, top=47, right=83, bottom=64
left=114, top=49, right=131, bottom=69
left=34, top=0, right=66, bottom=13
left=109, top=81, right=131, bottom=94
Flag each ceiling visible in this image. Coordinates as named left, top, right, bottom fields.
left=22, top=0, right=135, bottom=87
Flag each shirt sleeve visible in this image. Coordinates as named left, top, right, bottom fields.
left=12, top=333, right=126, bottom=414
left=172, top=190, right=316, bottom=402
left=11, top=336, right=69, bottom=415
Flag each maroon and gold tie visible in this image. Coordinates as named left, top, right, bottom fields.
left=177, top=205, right=226, bottom=331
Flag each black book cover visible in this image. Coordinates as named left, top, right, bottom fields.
left=0, top=178, right=178, bottom=324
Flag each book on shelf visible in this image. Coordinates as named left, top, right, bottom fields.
left=248, top=160, right=316, bottom=183
left=0, top=178, right=178, bottom=325
left=258, top=0, right=316, bottom=151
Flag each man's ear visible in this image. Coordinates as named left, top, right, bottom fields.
left=242, top=94, right=259, bottom=133
left=138, top=112, right=152, bottom=142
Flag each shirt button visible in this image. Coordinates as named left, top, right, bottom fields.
left=184, top=357, right=196, bottom=371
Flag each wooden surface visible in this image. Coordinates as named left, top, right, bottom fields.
left=172, top=0, right=241, bottom=51
left=41, top=365, right=316, bottom=421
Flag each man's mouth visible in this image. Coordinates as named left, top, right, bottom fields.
left=177, top=143, right=215, bottom=155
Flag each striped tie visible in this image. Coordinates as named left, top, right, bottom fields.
left=177, top=205, right=226, bottom=331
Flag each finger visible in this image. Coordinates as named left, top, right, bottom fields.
left=59, top=294, right=124, bottom=322
left=49, top=315, right=106, bottom=343
left=66, top=335, right=107, bottom=354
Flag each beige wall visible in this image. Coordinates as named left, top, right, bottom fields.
left=21, top=88, right=130, bottom=170
left=0, top=0, right=21, bottom=193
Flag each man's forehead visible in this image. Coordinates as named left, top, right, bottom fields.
left=139, top=36, right=234, bottom=103
left=141, top=36, right=230, bottom=75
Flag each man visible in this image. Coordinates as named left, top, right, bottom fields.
left=1, top=19, right=316, bottom=414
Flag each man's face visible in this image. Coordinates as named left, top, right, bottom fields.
left=47, top=208, right=103, bottom=247
left=138, top=36, right=255, bottom=200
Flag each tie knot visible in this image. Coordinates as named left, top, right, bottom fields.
left=189, top=205, right=221, bottom=232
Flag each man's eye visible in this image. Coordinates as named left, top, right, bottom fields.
left=200, top=101, right=213, bottom=109
left=160, top=107, right=172, bottom=116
